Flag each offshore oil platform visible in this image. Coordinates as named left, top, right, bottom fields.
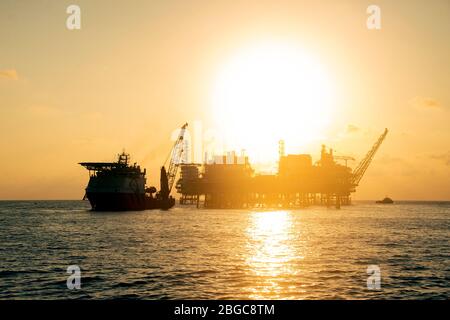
left=176, top=128, right=388, bottom=209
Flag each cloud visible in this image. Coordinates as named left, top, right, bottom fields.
left=0, top=69, right=19, bottom=80
left=430, top=152, right=450, bottom=166
left=409, top=96, right=441, bottom=109
left=378, top=155, right=407, bottom=165
left=376, top=155, right=420, bottom=176
left=27, top=105, right=63, bottom=117
left=346, top=124, right=360, bottom=133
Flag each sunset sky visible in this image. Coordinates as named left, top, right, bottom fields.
left=0, top=0, right=449, bottom=200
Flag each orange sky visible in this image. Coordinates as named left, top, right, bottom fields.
left=0, top=0, right=449, bottom=200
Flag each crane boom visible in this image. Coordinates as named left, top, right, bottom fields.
left=351, top=128, right=388, bottom=186
left=164, top=123, right=188, bottom=194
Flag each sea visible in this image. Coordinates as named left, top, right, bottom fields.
left=0, top=200, right=448, bottom=299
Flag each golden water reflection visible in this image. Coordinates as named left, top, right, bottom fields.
left=245, top=210, right=304, bottom=299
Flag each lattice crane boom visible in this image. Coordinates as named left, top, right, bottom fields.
left=165, top=123, right=188, bottom=194
left=351, top=128, right=388, bottom=186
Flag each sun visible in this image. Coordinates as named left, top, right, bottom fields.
left=212, top=42, right=335, bottom=162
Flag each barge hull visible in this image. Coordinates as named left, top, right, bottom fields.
left=86, top=192, right=175, bottom=211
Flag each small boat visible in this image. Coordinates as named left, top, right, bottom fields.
left=376, top=197, right=394, bottom=204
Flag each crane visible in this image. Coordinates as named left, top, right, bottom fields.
left=351, top=128, right=388, bottom=186
left=159, top=123, right=188, bottom=199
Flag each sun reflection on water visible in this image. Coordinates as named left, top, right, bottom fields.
left=245, top=210, right=303, bottom=299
